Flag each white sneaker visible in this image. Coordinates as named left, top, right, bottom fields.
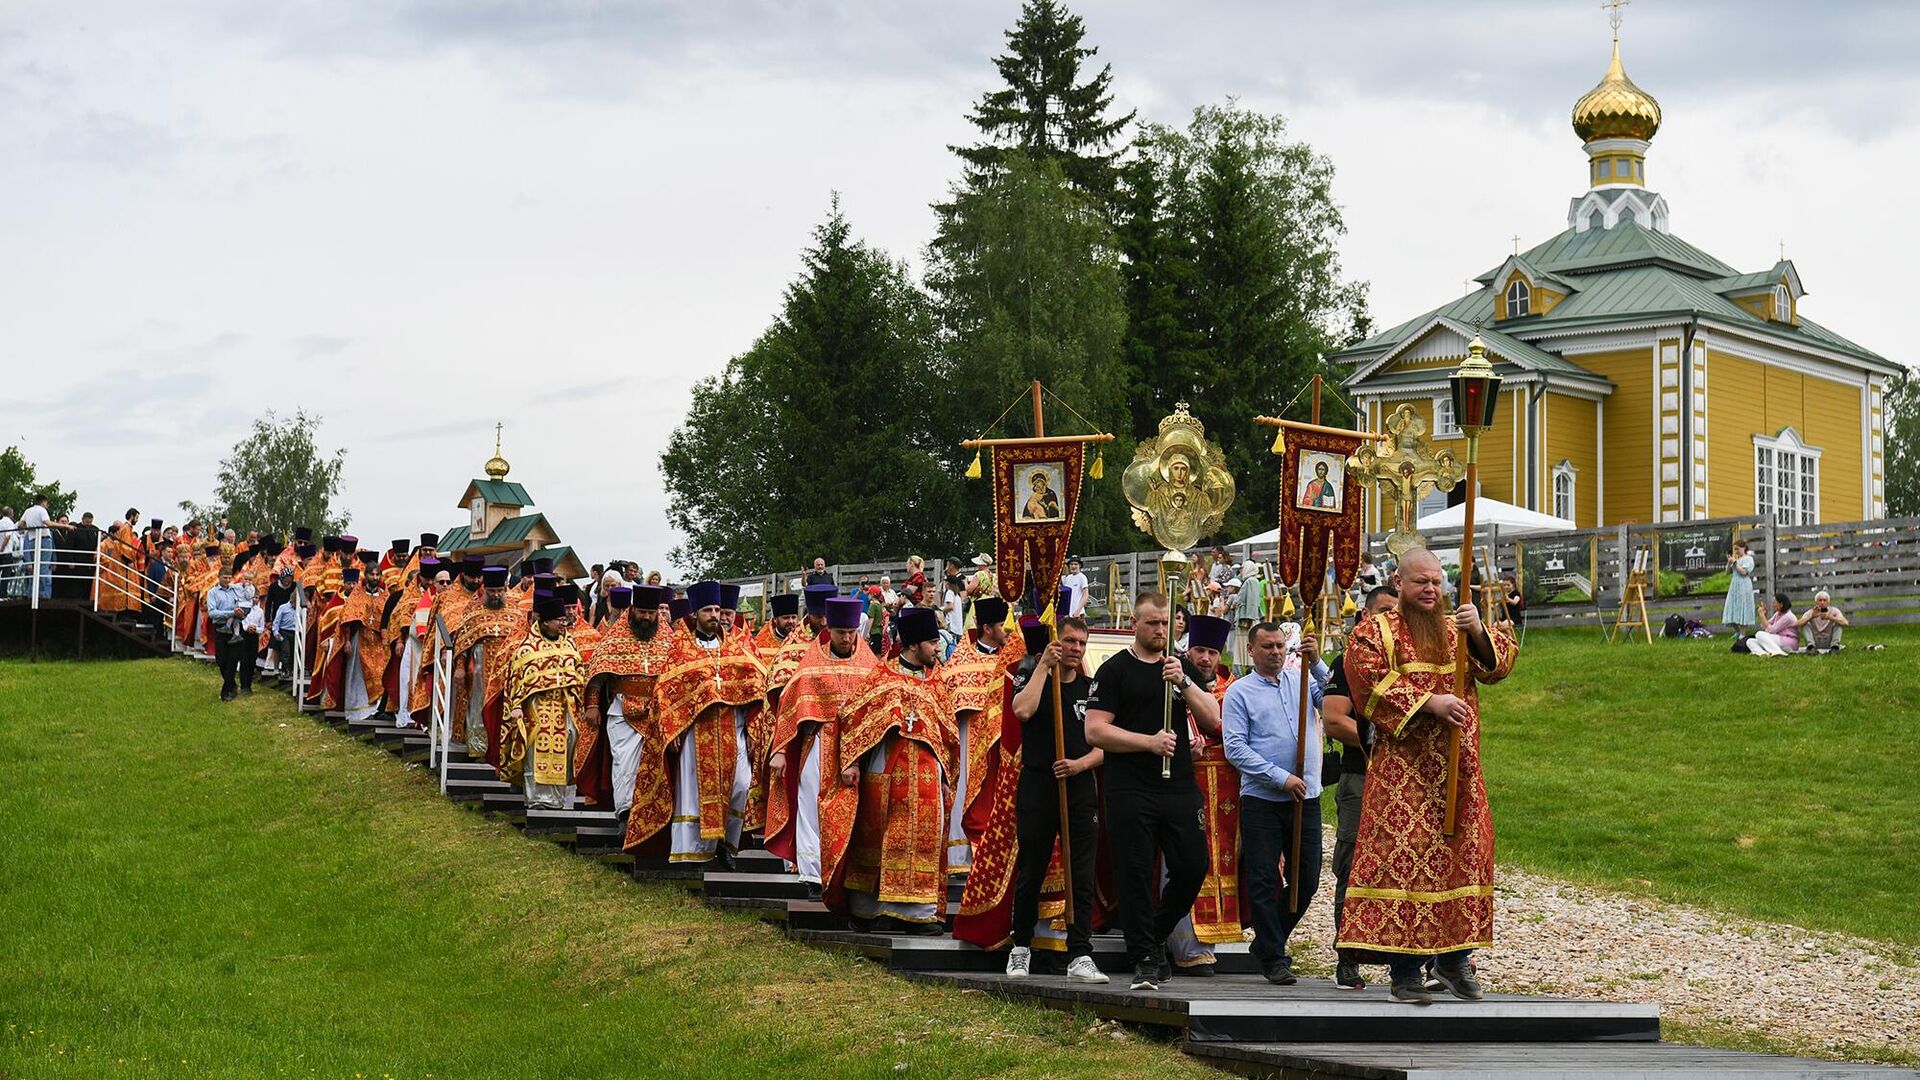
left=1005, top=946, right=1031, bottom=979
left=1066, top=955, right=1110, bottom=984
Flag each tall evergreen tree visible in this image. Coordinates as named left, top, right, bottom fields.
left=1884, top=368, right=1919, bottom=518
left=927, top=155, right=1136, bottom=555
left=662, top=199, right=970, bottom=577
left=1123, top=102, right=1371, bottom=542
left=948, top=0, right=1134, bottom=211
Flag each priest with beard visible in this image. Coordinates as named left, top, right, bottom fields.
left=937, top=595, right=1023, bottom=874
left=427, top=554, right=486, bottom=741
left=454, top=565, right=526, bottom=764
left=631, top=580, right=767, bottom=868
left=754, top=591, right=801, bottom=658
left=575, top=584, right=673, bottom=817
left=336, top=560, right=389, bottom=723
left=1337, top=548, right=1518, bottom=1006
left=824, top=606, right=960, bottom=934
left=500, top=592, right=588, bottom=809
left=764, top=596, right=876, bottom=899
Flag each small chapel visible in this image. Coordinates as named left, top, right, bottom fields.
left=433, top=427, right=587, bottom=578
left=1335, top=20, right=1898, bottom=532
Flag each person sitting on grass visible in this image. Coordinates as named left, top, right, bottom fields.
left=1742, top=593, right=1799, bottom=657
left=1795, top=591, right=1849, bottom=654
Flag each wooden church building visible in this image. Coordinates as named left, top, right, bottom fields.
left=1336, top=31, right=1898, bottom=532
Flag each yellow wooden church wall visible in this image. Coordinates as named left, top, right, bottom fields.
left=1705, top=352, right=1863, bottom=522
left=1572, top=347, right=1655, bottom=523
left=1541, top=392, right=1600, bottom=527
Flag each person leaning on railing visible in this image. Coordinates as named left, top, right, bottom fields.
left=0, top=505, right=17, bottom=599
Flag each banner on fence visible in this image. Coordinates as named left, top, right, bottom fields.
left=1517, top=535, right=1598, bottom=606
left=1656, top=525, right=1735, bottom=598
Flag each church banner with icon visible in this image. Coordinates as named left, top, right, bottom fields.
left=1271, top=422, right=1369, bottom=607
left=991, top=442, right=1087, bottom=610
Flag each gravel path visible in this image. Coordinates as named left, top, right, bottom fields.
left=1283, top=865, right=1919, bottom=1060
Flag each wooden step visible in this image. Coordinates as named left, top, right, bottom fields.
left=788, top=929, right=1259, bottom=975
left=1183, top=1041, right=1911, bottom=1078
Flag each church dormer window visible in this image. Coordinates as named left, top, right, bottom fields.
left=1504, top=279, right=1531, bottom=319
left=1773, top=285, right=1792, bottom=322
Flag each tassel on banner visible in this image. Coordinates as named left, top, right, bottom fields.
left=1341, top=592, right=1358, bottom=617
left=1280, top=592, right=1296, bottom=618
left=965, top=450, right=983, bottom=479
left=1270, top=426, right=1286, bottom=456
left=1089, top=450, right=1104, bottom=480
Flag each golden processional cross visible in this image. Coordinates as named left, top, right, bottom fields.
left=1345, top=402, right=1465, bottom=556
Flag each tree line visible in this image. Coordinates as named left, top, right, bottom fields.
left=663, top=0, right=1371, bottom=577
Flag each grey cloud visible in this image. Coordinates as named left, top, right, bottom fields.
left=41, top=109, right=183, bottom=167
left=290, top=334, right=353, bottom=359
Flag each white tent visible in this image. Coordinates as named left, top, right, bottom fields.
left=1228, top=497, right=1572, bottom=550
left=1416, top=498, right=1573, bottom=536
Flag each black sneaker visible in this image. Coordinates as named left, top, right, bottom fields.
left=1157, top=951, right=1172, bottom=984
left=1389, top=978, right=1433, bottom=1005
left=1334, top=960, right=1365, bottom=990
left=1261, top=961, right=1298, bottom=986
left=1179, top=962, right=1215, bottom=977
left=1432, top=962, right=1483, bottom=1001
left=220, top=687, right=236, bottom=702
left=710, top=846, right=737, bottom=872
left=1128, top=961, right=1160, bottom=991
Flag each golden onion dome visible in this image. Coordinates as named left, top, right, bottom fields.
left=1571, top=41, right=1662, bottom=143
left=484, top=422, right=510, bottom=479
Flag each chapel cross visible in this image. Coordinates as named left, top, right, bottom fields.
left=1346, top=402, right=1466, bottom=556
left=1603, top=0, right=1630, bottom=39
left=494, top=421, right=503, bottom=455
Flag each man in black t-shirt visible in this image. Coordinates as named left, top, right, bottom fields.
left=1322, top=584, right=1398, bottom=991
left=1085, top=591, right=1222, bottom=991
left=1003, top=616, right=1107, bottom=983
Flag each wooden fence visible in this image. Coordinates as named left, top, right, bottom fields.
left=723, top=515, right=1920, bottom=632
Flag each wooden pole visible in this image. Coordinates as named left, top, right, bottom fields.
left=1289, top=379, right=1323, bottom=913
left=1443, top=439, right=1480, bottom=838
left=1026, top=378, right=1078, bottom=922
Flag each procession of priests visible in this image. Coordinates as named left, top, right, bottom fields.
left=146, top=526, right=1516, bottom=1005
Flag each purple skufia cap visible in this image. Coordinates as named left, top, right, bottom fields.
left=342, top=567, right=361, bottom=584
left=530, top=557, right=554, bottom=576
left=554, top=580, right=580, bottom=604
left=1186, top=614, right=1232, bottom=653
left=685, top=580, right=722, bottom=611
left=769, top=592, right=800, bottom=617
left=717, top=582, right=741, bottom=610
left=896, top=607, right=940, bottom=647
left=1058, top=586, right=1073, bottom=614
left=803, top=583, right=837, bottom=615
left=631, top=584, right=672, bottom=610
left=462, top=554, right=485, bottom=572
left=337, top=534, right=358, bottom=548
left=609, top=585, right=633, bottom=610
left=1019, top=616, right=1051, bottom=657
left=669, top=597, right=690, bottom=621
left=824, top=597, right=863, bottom=630
left=480, top=565, right=509, bottom=587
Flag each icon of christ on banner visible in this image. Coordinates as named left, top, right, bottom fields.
left=1295, top=453, right=1345, bottom=514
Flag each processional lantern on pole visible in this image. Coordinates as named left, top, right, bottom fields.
left=1440, top=334, right=1503, bottom=837
left=1122, top=402, right=1237, bottom=781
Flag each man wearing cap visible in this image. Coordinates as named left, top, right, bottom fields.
left=823, top=607, right=960, bottom=932
left=455, top=565, right=527, bottom=763
left=306, top=558, right=354, bottom=712
left=768, top=584, right=836, bottom=693
left=499, top=591, right=588, bottom=808
left=938, top=595, right=1024, bottom=873
left=637, top=581, right=768, bottom=868
left=764, top=595, right=876, bottom=897
left=1166, top=613, right=1239, bottom=975
left=577, top=584, right=673, bottom=816
left=337, top=562, right=389, bottom=723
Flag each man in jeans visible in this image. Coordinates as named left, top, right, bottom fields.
left=205, top=561, right=256, bottom=701
left=1220, top=620, right=1330, bottom=985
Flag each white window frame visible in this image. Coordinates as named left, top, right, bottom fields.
left=1552, top=460, right=1577, bottom=522
left=1432, top=394, right=1461, bottom=439
left=1754, top=427, right=1820, bottom=526
left=1773, top=284, right=1791, bottom=322
left=1504, top=278, right=1530, bottom=319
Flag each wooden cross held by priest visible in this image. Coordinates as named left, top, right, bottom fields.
left=961, top=379, right=1113, bottom=921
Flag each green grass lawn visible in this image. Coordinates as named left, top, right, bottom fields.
left=0, top=658, right=1214, bottom=1080
left=1480, top=623, right=1920, bottom=947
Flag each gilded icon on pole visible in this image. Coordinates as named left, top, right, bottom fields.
left=1122, top=403, right=1237, bottom=553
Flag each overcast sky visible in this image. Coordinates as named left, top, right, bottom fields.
left=6, top=1, right=1915, bottom=573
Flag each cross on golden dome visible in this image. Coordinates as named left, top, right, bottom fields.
left=485, top=421, right=511, bottom=479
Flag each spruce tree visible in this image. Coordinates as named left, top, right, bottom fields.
left=949, top=0, right=1134, bottom=209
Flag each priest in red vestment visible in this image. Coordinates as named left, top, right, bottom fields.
left=764, top=596, right=875, bottom=897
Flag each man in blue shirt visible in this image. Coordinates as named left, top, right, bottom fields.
left=1220, top=619, right=1331, bottom=985
left=204, top=562, right=256, bottom=701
